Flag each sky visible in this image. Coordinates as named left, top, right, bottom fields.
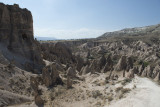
left=1, top=0, right=160, bottom=39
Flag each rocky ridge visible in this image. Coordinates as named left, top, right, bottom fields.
left=1, top=2, right=160, bottom=107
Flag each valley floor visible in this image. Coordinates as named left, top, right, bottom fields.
left=9, top=75, right=160, bottom=107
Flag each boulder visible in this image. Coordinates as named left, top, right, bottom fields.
left=35, top=94, right=44, bottom=107
left=30, top=76, right=44, bottom=106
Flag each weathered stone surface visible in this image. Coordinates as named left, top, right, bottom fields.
left=146, top=66, right=153, bottom=78
left=30, top=76, right=39, bottom=92
left=42, top=67, right=52, bottom=87
left=67, top=67, right=76, bottom=78
left=154, top=71, right=160, bottom=81
left=115, top=56, right=127, bottom=71
left=115, top=55, right=134, bottom=72
left=153, top=65, right=160, bottom=78
left=42, top=64, right=63, bottom=87
left=126, top=56, right=133, bottom=71
left=67, top=76, right=72, bottom=89
left=0, top=3, right=44, bottom=72
left=98, top=55, right=106, bottom=69
left=34, top=94, right=44, bottom=107
left=141, top=65, right=153, bottom=77
left=80, top=65, right=90, bottom=75
left=138, top=64, right=145, bottom=75
left=76, top=55, right=84, bottom=71
left=101, top=54, right=113, bottom=73
left=30, top=76, right=44, bottom=106
left=127, top=68, right=135, bottom=78
left=141, top=67, right=148, bottom=77
left=41, top=42, right=75, bottom=65
left=89, top=60, right=99, bottom=73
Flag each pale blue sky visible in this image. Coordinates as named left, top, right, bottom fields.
left=1, top=0, right=160, bottom=39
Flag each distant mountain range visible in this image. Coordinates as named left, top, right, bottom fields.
left=34, top=36, right=57, bottom=41
left=99, top=24, right=160, bottom=38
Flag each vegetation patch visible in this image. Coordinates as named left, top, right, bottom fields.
left=115, top=87, right=123, bottom=92
left=107, top=95, right=113, bottom=101
left=121, top=78, right=132, bottom=85
left=121, top=88, right=131, bottom=94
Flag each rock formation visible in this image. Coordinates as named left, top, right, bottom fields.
left=98, top=55, right=106, bottom=69
left=66, top=67, right=77, bottom=78
left=76, top=55, right=84, bottom=71
left=154, top=71, right=160, bottom=81
left=80, top=65, right=90, bottom=75
left=42, top=64, right=63, bottom=87
left=42, top=67, right=52, bottom=87
left=0, top=3, right=44, bottom=72
left=126, top=56, right=133, bottom=71
left=30, top=77, right=44, bottom=106
left=41, top=42, right=75, bottom=65
left=127, top=68, right=135, bottom=78
left=67, top=76, right=72, bottom=89
left=101, top=54, right=113, bottom=73
left=153, top=65, right=160, bottom=78
left=89, top=60, right=99, bottom=73
left=115, top=56, right=127, bottom=71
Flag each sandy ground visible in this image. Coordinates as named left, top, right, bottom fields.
left=9, top=74, right=160, bottom=107
left=108, top=76, right=160, bottom=107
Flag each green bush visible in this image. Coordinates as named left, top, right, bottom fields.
left=143, top=61, right=149, bottom=67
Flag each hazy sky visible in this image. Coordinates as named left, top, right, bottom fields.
left=1, top=0, right=160, bottom=39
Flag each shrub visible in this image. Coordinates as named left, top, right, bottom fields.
left=121, top=88, right=131, bottom=94
left=121, top=78, right=132, bottom=85
left=107, top=95, right=113, bottom=101
left=92, top=90, right=102, bottom=99
left=115, top=87, right=123, bottom=92
left=138, top=60, right=149, bottom=67
left=88, top=56, right=94, bottom=59
left=143, top=61, right=149, bottom=67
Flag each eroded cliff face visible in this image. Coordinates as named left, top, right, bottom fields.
left=0, top=3, right=44, bottom=72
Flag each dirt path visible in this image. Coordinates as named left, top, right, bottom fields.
left=108, top=76, right=160, bottom=107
